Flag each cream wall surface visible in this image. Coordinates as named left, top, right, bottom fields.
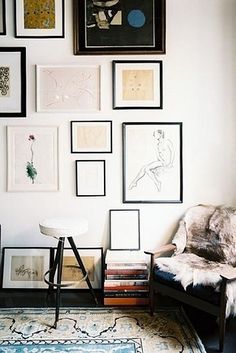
left=0, top=0, right=236, bottom=250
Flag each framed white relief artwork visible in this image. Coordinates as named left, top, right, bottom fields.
left=7, top=126, right=59, bottom=192
left=36, top=65, right=101, bottom=112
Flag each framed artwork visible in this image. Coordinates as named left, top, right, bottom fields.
left=109, top=209, right=140, bottom=250
left=71, top=120, right=112, bottom=153
left=14, top=0, right=65, bottom=38
left=73, top=0, right=166, bottom=55
left=0, top=47, right=26, bottom=118
left=36, top=65, right=101, bottom=112
left=7, top=126, right=59, bottom=192
left=113, top=60, right=163, bottom=109
left=0, top=0, right=6, bottom=35
left=122, top=122, right=183, bottom=203
left=1, top=247, right=50, bottom=289
left=76, top=160, right=106, bottom=197
left=53, top=247, right=103, bottom=289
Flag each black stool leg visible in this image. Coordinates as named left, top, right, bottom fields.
left=53, top=237, right=65, bottom=328
left=67, top=237, right=98, bottom=305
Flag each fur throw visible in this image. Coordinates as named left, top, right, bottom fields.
left=156, top=204, right=236, bottom=317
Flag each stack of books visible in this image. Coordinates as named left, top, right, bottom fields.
left=104, top=250, right=149, bottom=306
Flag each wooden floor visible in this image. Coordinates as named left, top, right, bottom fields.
left=0, top=289, right=235, bottom=353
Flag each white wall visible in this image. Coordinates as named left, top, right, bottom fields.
left=1, top=0, right=236, bottom=251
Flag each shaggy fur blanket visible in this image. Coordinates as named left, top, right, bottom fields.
left=156, top=204, right=236, bottom=317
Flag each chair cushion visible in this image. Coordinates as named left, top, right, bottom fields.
left=153, top=266, right=221, bottom=306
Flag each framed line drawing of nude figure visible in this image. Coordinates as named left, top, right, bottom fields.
left=122, top=122, right=183, bottom=203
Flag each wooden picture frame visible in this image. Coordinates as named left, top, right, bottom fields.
left=14, top=0, right=65, bottom=38
left=76, top=160, right=106, bottom=197
left=7, top=126, right=59, bottom=192
left=113, top=60, right=163, bottom=109
left=73, top=0, right=166, bottom=55
left=0, top=47, right=26, bottom=118
left=54, top=247, right=103, bottom=289
left=122, top=122, right=183, bottom=203
left=71, top=120, right=112, bottom=153
left=1, top=247, right=51, bottom=289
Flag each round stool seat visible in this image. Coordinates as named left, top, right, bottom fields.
left=39, top=217, right=88, bottom=238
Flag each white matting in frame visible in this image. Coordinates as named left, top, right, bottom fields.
left=71, top=120, right=112, bottom=153
left=109, top=209, right=140, bottom=250
left=2, top=247, right=50, bottom=289
left=59, top=247, right=103, bottom=289
left=7, top=126, right=59, bottom=192
left=14, top=0, right=65, bottom=38
left=76, top=160, right=106, bottom=197
left=36, top=65, right=101, bottom=112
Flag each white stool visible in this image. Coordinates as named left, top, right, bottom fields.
left=39, top=217, right=98, bottom=328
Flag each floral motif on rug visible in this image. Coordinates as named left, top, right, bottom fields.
left=0, top=307, right=206, bottom=353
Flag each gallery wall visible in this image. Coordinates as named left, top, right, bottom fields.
left=1, top=0, right=236, bottom=252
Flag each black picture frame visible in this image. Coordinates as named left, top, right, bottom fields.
left=73, top=0, right=166, bottom=55
left=76, top=160, right=106, bottom=197
left=71, top=120, right=113, bottom=153
left=0, top=0, right=6, bottom=35
left=109, top=209, right=140, bottom=250
left=122, top=122, right=183, bottom=204
left=0, top=47, right=26, bottom=118
left=14, top=0, right=65, bottom=38
left=112, top=60, right=163, bottom=109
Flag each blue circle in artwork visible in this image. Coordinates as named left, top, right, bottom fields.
left=127, top=10, right=146, bottom=28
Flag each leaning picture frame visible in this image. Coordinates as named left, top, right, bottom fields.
left=75, top=160, right=106, bottom=197
left=0, top=47, right=26, bottom=118
left=71, top=120, right=112, bottom=153
left=52, top=247, right=103, bottom=289
left=73, top=0, right=166, bottom=55
left=113, top=60, right=163, bottom=109
left=0, top=0, right=6, bottom=35
left=7, top=126, right=59, bottom=192
left=122, top=122, right=183, bottom=203
left=14, top=0, right=65, bottom=38
left=1, top=247, right=51, bottom=289
left=36, top=65, right=101, bottom=112
left=109, top=209, right=140, bottom=250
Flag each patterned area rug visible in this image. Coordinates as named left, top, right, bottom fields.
left=0, top=307, right=206, bottom=353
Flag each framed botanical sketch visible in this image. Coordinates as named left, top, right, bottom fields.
left=71, top=120, right=112, bottom=153
left=113, top=60, right=163, bottom=109
left=76, top=160, right=106, bottom=197
left=73, top=0, right=166, bottom=55
left=7, top=126, right=59, bottom=192
left=0, top=47, right=26, bottom=118
left=36, top=65, right=101, bottom=112
left=1, top=247, right=50, bottom=289
left=109, top=209, right=140, bottom=250
left=53, top=247, right=103, bottom=289
left=0, top=0, right=6, bottom=35
left=122, top=122, right=183, bottom=203
left=14, top=0, right=65, bottom=38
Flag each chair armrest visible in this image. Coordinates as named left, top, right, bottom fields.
left=220, top=268, right=236, bottom=281
left=144, top=243, right=176, bottom=258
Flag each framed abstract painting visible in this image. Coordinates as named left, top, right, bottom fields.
left=122, top=122, right=183, bottom=203
left=14, top=0, right=65, bottom=38
left=73, top=0, right=166, bottom=55
left=7, top=126, right=59, bottom=192
left=0, top=47, right=26, bottom=118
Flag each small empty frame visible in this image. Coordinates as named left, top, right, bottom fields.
left=76, top=160, right=106, bottom=197
left=109, top=209, right=140, bottom=250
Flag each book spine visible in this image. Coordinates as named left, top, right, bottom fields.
left=104, top=285, right=148, bottom=291
left=106, top=263, right=147, bottom=269
left=104, top=292, right=149, bottom=298
left=105, top=269, right=148, bottom=275
left=104, top=280, right=149, bottom=286
left=104, top=297, right=149, bottom=306
left=106, top=274, right=148, bottom=280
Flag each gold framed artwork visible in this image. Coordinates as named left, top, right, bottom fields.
left=14, top=0, right=65, bottom=38
left=112, top=60, right=163, bottom=109
left=70, top=120, right=112, bottom=153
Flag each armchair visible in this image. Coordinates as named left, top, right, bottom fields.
left=145, top=204, right=236, bottom=352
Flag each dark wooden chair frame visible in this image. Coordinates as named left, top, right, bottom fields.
left=145, top=244, right=236, bottom=352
